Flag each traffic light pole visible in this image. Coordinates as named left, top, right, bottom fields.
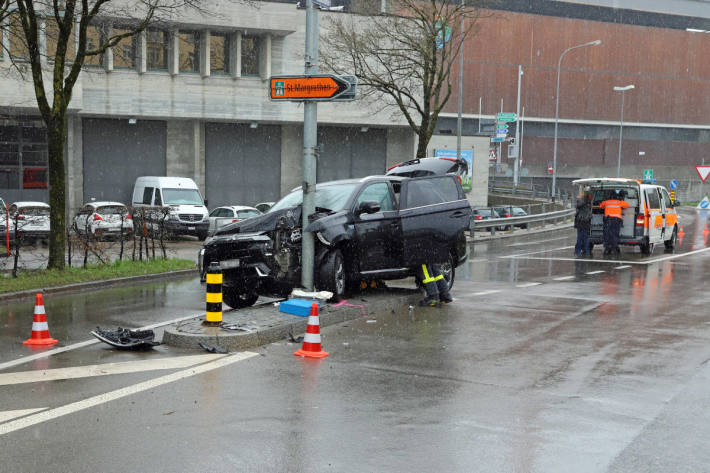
left=301, top=0, right=318, bottom=291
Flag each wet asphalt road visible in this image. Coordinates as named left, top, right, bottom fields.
left=1, top=207, right=709, bottom=472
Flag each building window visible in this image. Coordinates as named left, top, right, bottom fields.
left=179, top=31, right=200, bottom=73
left=241, top=35, right=260, bottom=76
left=210, top=32, right=229, bottom=74
left=84, top=24, right=105, bottom=67
left=45, top=17, right=75, bottom=63
left=9, top=13, right=31, bottom=61
left=0, top=120, right=48, bottom=190
left=112, top=25, right=137, bottom=69
left=146, top=29, right=168, bottom=71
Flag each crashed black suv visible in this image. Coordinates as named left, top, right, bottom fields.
left=199, top=175, right=472, bottom=308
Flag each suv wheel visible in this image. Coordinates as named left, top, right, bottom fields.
left=441, top=253, right=456, bottom=292
left=320, top=249, right=346, bottom=301
left=223, top=287, right=259, bottom=309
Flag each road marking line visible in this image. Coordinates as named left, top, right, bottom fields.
left=0, top=313, right=203, bottom=372
left=508, top=236, right=571, bottom=247
left=0, top=408, right=48, bottom=423
left=0, top=354, right=224, bottom=386
left=500, top=245, right=575, bottom=258
left=516, top=282, right=542, bottom=288
left=0, top=351, right=258, bottom=436
left=503, top=246, right=710, bottom=265
left=615, top=265, right=631, bottom=269
left=585, top=271, right=606, bottom=275
left=553, top=276, right=575, bottom=281
left=473, top=290, right=501, bottom=296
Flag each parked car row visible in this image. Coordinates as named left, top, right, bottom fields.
left=472, top=206, right=529, bottom=231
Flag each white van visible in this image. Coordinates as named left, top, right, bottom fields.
left=573, top=178, right=679, bottom=255
left=132, top=177, right=210, bottom=240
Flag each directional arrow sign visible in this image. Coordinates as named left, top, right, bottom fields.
left=696, top=165, right=710, bottom=183
left=269, top=74, right=351, bottom=101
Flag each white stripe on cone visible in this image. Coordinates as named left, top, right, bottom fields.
left=34, top=306, right=46, bottom=315
left=303, top=333, right=321, bottom=344
left=31, top=322, right=49, bottom=331
left=307, top=316, right=320, bottom=326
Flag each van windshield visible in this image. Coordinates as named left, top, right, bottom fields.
left=162, top=189, right=203, bottom=205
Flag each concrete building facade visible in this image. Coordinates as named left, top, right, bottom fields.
left=0, top=1, right=421, bottom=214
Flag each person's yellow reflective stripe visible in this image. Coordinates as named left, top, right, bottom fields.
left=422, top=265, right=437, bottom=284
left=433, top=275, right=444, bottom=282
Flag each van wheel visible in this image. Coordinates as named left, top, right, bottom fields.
left=223, top=288, right=259, bottom=309
left=664, top=227, right=677, bottom=250
left=640, top=239, right=655, bottom=255
left=319, top=249, right=346, bottom=301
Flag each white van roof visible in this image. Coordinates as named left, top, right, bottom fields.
left=134, top=176, right=199, bottom=188
left=573, top=178, right=640, bottom=186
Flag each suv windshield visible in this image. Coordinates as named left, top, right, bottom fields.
left=270, top=183, right=359, bottom=213
left=162, top=189, right=203, bottom=205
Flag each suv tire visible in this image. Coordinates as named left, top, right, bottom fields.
left=319, top=249, right=346, bottom=301
left=223, top=287, right=259, bottom=309
left=441, top=252, right=456, bottom=292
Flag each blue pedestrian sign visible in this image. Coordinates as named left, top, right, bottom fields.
left=698, top=196, right=710, bottom=210
left=669, top=179, right=679, bottom=190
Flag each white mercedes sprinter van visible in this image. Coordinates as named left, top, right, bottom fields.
left=132, top=177, right=210, bottom=240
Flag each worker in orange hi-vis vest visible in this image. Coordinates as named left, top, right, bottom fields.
left=600, top=190, right=630, bottom=256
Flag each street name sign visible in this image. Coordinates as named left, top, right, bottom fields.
left=497, top=113, right=517, bottom=123
left=269, top=74, right=354, bottom=101
left=695, top=165, right=710, bottom=183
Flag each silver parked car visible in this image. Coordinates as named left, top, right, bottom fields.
left=207, top=206, right=262, bottom=234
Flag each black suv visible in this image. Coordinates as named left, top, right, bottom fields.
left=200, top=175, right=472, bottom=308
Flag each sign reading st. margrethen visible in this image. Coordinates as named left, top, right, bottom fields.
left=269, top=74, right=355, bottom=101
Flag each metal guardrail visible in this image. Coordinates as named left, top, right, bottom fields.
left=489, top=184, right=574, bottom=203
left=471, top=208, right=575, bottom=234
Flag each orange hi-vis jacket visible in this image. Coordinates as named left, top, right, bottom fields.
left=600, top=199, right=629, bottom=219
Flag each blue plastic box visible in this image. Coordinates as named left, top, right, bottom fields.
left=279, top=299, right=321, bottom=317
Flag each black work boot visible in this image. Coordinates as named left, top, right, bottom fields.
left=419, top=296, right=440, bottom=307
left=439, top=292, right=453, bottom=304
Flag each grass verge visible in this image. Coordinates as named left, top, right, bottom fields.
left=1, top=258, right=196, bottom=294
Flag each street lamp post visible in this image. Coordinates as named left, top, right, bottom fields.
left=551, top=39, right=601, bottom=201
left=614, top=84, right=635, bottom=178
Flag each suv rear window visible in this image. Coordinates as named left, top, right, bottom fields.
left=97, top=205, right=128, bottom=215
left=404, top=177, right=460, bottom=209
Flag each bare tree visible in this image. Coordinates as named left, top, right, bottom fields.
left=0, top=0, right=252, bottom=270
left=321, top=0, right=486, bottom=158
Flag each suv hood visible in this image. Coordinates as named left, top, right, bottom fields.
left=214, top=206, right=302, bottom=235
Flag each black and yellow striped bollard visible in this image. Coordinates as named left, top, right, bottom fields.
left=203, top=262, right=222, bottom=326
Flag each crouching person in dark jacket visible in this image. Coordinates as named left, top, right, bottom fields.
left=574, top=192, right=593, bottom=257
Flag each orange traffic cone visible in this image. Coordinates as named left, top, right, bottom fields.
left=23, top=293, right=58, bottom=346
left=678, top=225, right=685, bottom=238
left=704, top=225, right=709, bottom=237
left=294, top=302, right=329, bottom=359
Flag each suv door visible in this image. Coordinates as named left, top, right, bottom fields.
left=353, top=181, right=401, bottom=272
left=400, top=176, right=471, bottom=266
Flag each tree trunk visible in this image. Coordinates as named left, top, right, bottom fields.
left=47, top=115, right=67, bottom=270
left=415, top=132, right=429, bottom=159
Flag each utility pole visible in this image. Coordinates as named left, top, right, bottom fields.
left=514, top=65, right=523, bottom=186
left=456, top=0, right=464, bottom=162
left=301, top=0, right=318, bottom=291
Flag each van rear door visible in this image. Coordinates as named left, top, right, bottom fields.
left=399, top=176, right=471, bottom=266
left=645, top=187, right=663, bottom=244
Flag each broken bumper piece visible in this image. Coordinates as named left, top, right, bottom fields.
left=91, top=327, right=161, bottom=350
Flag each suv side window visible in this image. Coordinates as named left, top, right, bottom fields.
left=79, top=206, right=92, bottom=215
left=403, top=176, right=459, bottom=209
left=142, top=187, right=154, bottom=205
left=356, top=182, right=394, bottom=212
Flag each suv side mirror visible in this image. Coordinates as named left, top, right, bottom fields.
left=356, top=200, right=381, bottom=215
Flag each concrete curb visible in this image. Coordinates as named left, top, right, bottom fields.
left=0, top=269, right=198, bottom=302
left=163, top=288, right=420, bottom=352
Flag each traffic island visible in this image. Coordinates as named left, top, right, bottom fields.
left=162, top=287, right=420, bottom=352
